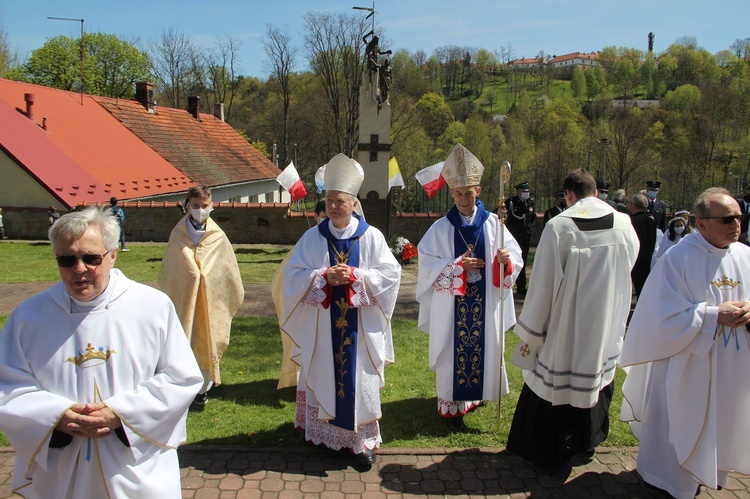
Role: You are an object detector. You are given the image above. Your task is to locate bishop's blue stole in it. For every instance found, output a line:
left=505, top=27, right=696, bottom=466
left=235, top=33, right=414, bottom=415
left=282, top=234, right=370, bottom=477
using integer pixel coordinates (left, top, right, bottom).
left=447, top=201, right=490, bottom=401
left=318, top=214, right=370, bottom=431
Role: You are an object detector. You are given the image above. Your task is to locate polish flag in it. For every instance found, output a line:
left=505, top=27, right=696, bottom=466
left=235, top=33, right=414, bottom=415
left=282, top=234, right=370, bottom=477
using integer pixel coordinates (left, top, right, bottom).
left=415, top=161, right=446, bottom=199
left=276, top=162, right=307, bottom=201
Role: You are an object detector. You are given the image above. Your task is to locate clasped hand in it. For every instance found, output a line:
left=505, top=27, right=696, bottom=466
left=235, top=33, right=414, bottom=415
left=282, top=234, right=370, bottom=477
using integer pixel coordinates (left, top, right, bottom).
left=461, top=248, right=510, bottom=272
left=717, top=301, right=750, bottom=328
left=56, top=402, right=122, bottom=439
left=327, top=263, right=352, bottom=287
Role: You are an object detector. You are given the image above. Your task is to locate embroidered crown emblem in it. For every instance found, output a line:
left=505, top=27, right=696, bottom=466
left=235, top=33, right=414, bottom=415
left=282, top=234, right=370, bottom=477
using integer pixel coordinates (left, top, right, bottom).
left=67, top=343, right=116, bottom=367
left=711, top=275, right=740, bottom=289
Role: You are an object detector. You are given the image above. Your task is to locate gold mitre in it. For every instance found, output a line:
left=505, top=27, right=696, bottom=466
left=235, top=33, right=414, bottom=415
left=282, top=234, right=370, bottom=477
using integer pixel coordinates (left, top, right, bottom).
left=324, top=153, right=364, bottom=196
left=441, top=144, right=484, bottom=188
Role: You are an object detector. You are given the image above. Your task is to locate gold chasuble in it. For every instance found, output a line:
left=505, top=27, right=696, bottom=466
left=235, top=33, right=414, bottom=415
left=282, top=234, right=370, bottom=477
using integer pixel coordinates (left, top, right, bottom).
left=158, top=215, right=244, bottom=385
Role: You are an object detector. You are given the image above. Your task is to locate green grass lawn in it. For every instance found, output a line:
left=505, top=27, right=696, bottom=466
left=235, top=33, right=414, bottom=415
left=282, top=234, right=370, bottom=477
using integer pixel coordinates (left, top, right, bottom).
left=0, top=314, right=637, bottom=449
left=0, top=241, right=289, bottom=283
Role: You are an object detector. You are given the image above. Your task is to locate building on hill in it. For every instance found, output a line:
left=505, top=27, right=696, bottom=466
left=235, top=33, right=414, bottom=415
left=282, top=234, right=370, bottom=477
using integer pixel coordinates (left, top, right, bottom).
left=508, top=52, right=599, bottom=79
left=548, top=52, right=599, bottom=78
left=507, top=56, right=548, bottom=72
left=0, top=79, right=281, bottom=216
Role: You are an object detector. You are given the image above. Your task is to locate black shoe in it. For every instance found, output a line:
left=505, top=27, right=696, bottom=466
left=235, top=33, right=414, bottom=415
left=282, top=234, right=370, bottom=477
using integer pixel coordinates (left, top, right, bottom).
left=353, top=448, right=376, bottom=466
left=448, top=415, right=467, bottom=432
left=190, top=392, right=208, bottom=411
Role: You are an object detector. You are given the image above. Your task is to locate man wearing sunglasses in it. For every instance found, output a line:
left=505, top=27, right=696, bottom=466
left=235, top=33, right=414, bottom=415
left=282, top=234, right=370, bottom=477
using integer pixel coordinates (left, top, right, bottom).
left=622, top=188, right=750, bottom=499
left=0, top=206, right=203, bottom=498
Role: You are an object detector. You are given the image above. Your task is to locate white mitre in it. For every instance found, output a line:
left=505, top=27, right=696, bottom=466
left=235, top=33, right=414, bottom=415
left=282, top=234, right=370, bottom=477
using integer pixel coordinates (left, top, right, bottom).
left=324, top=153, right=364, bottom=195
left=441, top=144, right=484, bottom=188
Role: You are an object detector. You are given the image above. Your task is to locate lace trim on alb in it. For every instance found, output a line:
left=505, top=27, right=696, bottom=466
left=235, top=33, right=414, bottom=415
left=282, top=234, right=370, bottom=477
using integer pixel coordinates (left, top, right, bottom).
left=432, top=260, right=465, bottom=295
left=437, top=396, right=482, bottom=417
left=350, top=269, right=375, bottom=307
left=295, top=391, right=381, bottom=452
left=301, top=270, right=328, bottom=307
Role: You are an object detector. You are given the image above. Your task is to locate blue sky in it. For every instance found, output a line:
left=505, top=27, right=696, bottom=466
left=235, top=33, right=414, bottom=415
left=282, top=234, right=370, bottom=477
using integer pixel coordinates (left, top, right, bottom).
left=2, top=0, right=747, bottom=78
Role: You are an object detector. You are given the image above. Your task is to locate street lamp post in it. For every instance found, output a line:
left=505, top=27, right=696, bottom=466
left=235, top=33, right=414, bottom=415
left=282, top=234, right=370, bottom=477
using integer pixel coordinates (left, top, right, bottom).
left=597, top=138, right=609, bottom=183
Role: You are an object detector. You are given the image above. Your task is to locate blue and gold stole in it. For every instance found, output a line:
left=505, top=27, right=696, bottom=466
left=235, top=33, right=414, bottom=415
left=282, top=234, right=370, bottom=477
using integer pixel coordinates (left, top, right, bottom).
left=318, top=214, right=370, bottom=430
left=446, top=201, right=490, bottom=401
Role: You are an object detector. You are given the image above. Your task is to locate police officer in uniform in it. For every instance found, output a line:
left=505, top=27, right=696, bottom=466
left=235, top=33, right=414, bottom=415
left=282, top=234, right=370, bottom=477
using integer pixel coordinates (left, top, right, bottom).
left=543, top=190, right=566, bottom=225
left=645, top=180, right=667, bottom=233
left=597, top=181, right=617, bottom=210
left=505, top=181, right=535, bottom=295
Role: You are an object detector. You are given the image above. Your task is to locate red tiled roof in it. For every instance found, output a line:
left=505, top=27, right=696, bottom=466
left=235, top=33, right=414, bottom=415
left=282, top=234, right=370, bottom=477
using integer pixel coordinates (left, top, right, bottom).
left=549, top=52, right=599, bottom=64
left=509, top=57, right=543, bottom=65
left=0, top=79, right=193, bottom=207
left=93, top=97, right=279, bottom=186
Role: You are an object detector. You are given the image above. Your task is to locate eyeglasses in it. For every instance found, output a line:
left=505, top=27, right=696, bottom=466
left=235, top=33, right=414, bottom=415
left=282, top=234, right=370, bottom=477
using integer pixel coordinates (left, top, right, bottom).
left=56, top=251, right=110, bottom=268
left=700, top=214, right=742, bottom=224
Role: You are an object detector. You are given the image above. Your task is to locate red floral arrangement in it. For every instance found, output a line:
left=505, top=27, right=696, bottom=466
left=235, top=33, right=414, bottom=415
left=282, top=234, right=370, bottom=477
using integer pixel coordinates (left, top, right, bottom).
left=393, top=237, right=418, bottom=264
left=401, top=242, right=418, bottom=263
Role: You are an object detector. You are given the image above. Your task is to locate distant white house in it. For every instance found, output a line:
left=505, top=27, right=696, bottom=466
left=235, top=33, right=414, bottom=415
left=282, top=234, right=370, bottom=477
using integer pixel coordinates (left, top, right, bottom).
left=508, top=52, right=599, bottom=79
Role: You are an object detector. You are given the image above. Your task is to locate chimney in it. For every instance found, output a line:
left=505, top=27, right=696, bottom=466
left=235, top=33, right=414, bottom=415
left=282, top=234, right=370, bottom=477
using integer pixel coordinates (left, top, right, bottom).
left=188, top=96, right=200, bottom=120
left=24, top=93, right=35, bottom=121
left=214, top=102, right=224, bottom=122
left=135, top=82, right=155, bottom=113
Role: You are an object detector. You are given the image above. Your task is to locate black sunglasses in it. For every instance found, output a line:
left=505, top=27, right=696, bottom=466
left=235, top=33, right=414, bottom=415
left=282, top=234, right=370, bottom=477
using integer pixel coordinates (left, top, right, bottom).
left=700, top=215, right=742, bottom=224
left=56, top=251, right=110, bottom=268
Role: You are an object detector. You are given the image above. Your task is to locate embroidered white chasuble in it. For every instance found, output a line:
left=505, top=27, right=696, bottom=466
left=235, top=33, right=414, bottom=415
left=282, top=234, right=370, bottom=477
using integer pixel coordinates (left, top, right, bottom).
left=280, top=217, right=400, bottom=452
left=0, top=269, right=203, bottom=498
left=416, top=208, right=522, bottom=413
left=621, top=231, right=750, bottom=499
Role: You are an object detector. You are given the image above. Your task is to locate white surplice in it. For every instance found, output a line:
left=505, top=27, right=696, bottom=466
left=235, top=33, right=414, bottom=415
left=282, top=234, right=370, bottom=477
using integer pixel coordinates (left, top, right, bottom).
left=280, top=217, right=401, bottom=452
left=621, top=230, right=750, bottom=499
left=514, top=197, right=639, bottom=408
left=416, top=210, right=522, bottom=413
left=0, top=269, right=203, bottom=498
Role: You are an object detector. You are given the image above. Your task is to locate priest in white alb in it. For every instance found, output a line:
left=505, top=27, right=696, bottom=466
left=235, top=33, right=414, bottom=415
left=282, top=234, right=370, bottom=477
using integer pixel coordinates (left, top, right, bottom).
left=280, top=153, right=401, bottom=467
left=416, top=144, right=522, bottom=432
left=0, top=207, right=203, bottom=498
left=506, top=168, right=639, bottom=469
left=621, top=188, right=750, bottom=499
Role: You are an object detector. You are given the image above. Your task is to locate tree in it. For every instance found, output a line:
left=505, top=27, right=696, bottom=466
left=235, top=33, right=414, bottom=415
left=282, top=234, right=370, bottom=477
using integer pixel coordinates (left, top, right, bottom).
left=414, top=92, right=454, bottom=140
left=84, top=33, right=151, bottom=98
left=148, top=28, right=198, bottom=109
left=730, top=38, right=750, bottom=60
left=198, top=36, right=242, bottom=123
left=570, top=66, right=586, bottom=100
left=18, top=33, right=150, bottom=98
left=264, top=24, right=297, bottom=166
left=0, top=10, right=13, bottom=77
left=302, top=11, right=369, bottom=156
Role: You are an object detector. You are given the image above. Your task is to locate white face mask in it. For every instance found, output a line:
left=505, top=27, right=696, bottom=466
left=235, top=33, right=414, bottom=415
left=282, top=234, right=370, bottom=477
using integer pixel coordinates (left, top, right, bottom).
left=520, top=192, right=530, bottom=201
left=190, top=207, right=213, bottom=224
left=598, top=193, right=608, bottom=201
left=674, top=226, right=685, bottom=235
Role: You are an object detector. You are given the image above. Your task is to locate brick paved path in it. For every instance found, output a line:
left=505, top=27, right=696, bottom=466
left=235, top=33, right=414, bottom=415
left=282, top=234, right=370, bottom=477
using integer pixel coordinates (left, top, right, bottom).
left=2, top=446, right=748, bottom=498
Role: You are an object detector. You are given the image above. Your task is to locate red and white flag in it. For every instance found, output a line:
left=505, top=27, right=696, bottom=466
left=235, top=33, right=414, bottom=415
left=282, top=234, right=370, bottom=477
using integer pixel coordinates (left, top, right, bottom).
left=276, top=162, right=307, bottom=201
left=415, top=161, right=446, bottom=199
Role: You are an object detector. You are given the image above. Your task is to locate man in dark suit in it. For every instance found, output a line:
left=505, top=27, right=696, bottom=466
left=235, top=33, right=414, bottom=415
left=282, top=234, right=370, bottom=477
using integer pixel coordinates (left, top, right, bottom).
left=630, top=193, right=657, bottom=298
left=505, top=181, right=536, bottom=295
left=543, top=190, right=566, bottom=225
left=645, top=180, right=667, bottom=233
left=737, top=185, right=750, bottom=245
